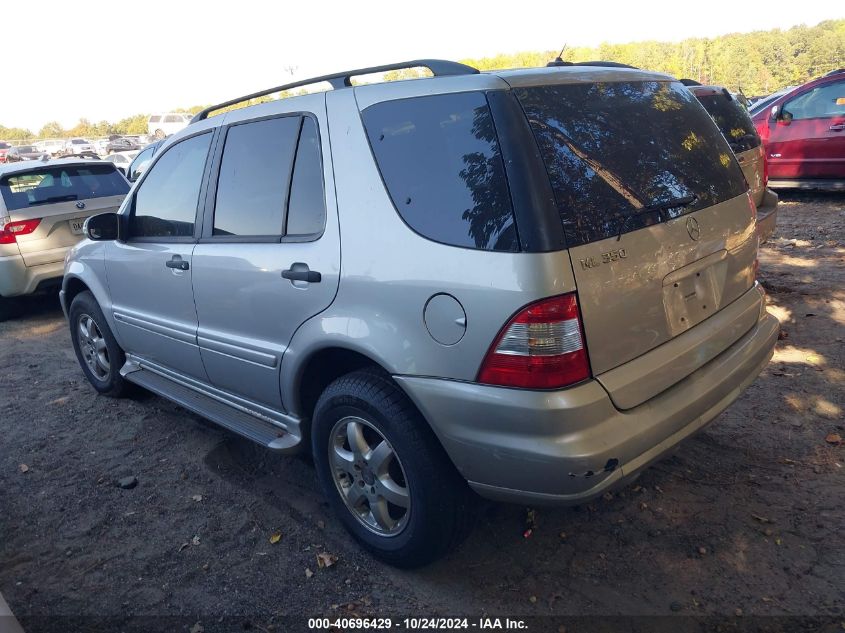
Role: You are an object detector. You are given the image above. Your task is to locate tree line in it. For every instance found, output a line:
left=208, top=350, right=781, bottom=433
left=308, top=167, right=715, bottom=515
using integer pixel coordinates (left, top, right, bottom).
left=2, top=19, right=842, bottom=141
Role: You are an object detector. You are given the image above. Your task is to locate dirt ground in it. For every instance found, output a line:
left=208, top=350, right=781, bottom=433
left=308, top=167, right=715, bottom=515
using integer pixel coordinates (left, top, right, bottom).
left=1, top=193, right=843, bottom=632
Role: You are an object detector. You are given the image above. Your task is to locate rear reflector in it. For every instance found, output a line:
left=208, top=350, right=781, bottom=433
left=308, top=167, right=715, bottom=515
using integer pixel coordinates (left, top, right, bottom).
left=0, top=218, right=41, bottom=244
left=477, top=293, right=591, bottom=389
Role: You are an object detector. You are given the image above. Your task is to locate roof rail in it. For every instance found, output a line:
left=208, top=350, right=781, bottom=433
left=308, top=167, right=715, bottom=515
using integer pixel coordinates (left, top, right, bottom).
left=191, top=59, right=479, bottom=122
left=824, top=68, right=844, bottom=76
left=679, top=78, right=702, bottom=86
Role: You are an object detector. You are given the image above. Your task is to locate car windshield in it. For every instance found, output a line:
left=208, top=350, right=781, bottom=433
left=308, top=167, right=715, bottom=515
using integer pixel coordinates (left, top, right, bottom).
left=517, top=80, right=747, bottom=246
left=0, top=143, right=10, bottom=149
left=17, top=146, right=35, bottom=153
left=748, top=89, right=791, bottom=115
left=0, top=164, right=129, bottom=211
left=71, top=139, right=88, bottom=144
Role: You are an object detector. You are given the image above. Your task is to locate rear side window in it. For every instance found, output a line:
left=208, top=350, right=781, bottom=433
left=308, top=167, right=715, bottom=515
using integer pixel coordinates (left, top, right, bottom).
left=130, top=133, right=212, bottom=239
left=362, top=92, right=517, bottom=251
left=695, top=92, right=761, bottom=153
left=517, top=81, right=748, bottom=247
left=1, top=164, right=129, bottom=211
left=213, top=116, right=301, bottom=236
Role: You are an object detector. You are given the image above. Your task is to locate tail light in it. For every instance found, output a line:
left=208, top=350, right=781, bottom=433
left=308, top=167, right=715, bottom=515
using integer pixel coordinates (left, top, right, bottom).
left=0, top=218, right=41, bottom=244
left=747, top=190, right=757, bottom=221
left=477, top=293, right=591, bottom=389
left=760, top=145, right=769, bottom=188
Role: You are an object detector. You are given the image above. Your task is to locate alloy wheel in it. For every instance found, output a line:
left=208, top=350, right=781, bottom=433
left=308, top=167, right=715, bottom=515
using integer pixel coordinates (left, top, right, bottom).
left=77, top=313, right=110, bottom=380
left=329, top=416, right=411, bottom=536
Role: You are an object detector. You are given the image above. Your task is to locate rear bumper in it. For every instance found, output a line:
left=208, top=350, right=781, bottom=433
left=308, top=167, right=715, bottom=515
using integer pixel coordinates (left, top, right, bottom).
left=0, top=253, right=65, bottom=298
left=396, top=309, right=779, bottom=506
left=756, top=188, right=778, bottom=244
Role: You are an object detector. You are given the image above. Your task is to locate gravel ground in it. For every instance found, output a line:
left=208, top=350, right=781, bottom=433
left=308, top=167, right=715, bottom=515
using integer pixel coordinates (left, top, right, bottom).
left=1, top=192, right=843, bottom=632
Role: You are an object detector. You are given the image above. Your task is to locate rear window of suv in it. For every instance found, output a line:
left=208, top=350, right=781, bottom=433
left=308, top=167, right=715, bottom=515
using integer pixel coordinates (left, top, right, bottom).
left=362, top=92, right=517, bottom=252
left=0, top=164, right=129, bottom=211
left=695, top=91, right=761, bottom=154
left=516, top=81, right=748, bottom=247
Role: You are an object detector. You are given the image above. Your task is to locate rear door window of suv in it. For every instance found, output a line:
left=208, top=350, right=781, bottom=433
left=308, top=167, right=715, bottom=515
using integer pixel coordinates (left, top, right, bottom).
left=362, top=91, right=517, bottom=252
left=213, top=115, right=301, bottom=237
left=695, top=92, right=761, bottom=153
left=0, top=164, right=129, bottom=211
left=130, top=132, right=212, bottom=239
left=516, top=81, right=747, bottom=247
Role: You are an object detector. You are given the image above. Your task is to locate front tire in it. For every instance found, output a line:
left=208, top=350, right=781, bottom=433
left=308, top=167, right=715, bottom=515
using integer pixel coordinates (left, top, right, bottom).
left=312, top=369, right=474, bottom=567
left=69, top=291, right=128, bottom=397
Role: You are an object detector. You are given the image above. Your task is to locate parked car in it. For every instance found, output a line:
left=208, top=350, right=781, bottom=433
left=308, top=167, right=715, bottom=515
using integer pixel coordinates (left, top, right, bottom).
left=750, top=69, right=845, bottom=189
left=0, top=159, right=129, bottom=319
left=0, top=142, right=10, bottom=164
left=103, top=150, right=139, bottom=176
left=106, top=137, right=141, bottom=154
left=147, top=113, right=192, bottom=140
left=63, top=59, right=778, bottom=566
left=125, top=140, right=164, bottom=182
left=5, top=146, right=46, bottom=163
left=684, top=81, right=778, bottom=242
left=35, top=139, right=66, bottom=157
left=62, top=138, right=97, bottom=157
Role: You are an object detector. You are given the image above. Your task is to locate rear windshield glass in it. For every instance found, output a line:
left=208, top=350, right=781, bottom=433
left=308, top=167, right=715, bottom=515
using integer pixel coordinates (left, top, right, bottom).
left=517, top=81, right=748, bottom=247
left=0, top=164, right=129, bottom=211
left=695, top=92, right=761, bottom=153
left=362, top=91, right=517, bottom=252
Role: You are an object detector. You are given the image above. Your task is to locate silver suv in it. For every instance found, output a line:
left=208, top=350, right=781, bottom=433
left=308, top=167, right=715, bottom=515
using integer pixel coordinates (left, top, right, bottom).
left=62, top=59, right=779, bottom=566
left=1, top=158, right=129, bottom=319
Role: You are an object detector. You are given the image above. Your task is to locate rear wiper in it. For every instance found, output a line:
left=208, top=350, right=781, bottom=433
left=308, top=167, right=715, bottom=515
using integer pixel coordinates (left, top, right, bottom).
left=616, top=195, right=698, bottom=241
left=29, top=194, right=78, bottom=206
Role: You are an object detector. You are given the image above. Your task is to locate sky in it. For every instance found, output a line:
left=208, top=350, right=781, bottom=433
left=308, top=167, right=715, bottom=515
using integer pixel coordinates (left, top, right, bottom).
left=2, top=0, right=842, bottom=132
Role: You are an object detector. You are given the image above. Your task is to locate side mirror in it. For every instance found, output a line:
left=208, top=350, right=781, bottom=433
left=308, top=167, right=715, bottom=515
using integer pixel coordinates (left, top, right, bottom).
left=84, top=212, right=120, bottom=241
left=769, top=104, right=780, bottom=119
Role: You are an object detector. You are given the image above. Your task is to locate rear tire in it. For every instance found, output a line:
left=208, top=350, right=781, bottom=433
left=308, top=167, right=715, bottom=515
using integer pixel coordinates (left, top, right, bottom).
left=311, top=369, right=474, bottom=567
left=69, top=291, right=128, bottom=397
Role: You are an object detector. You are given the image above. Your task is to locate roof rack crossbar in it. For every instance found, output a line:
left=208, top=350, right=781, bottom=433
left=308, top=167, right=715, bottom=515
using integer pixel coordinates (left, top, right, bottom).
left=191, top=59, right=479, bottom=122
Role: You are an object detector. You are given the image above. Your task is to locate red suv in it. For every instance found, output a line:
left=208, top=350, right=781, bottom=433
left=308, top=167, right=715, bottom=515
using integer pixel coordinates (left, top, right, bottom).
left=0, top=142, right=10, bottom=164
left=750, top=69, right=845, bottom=189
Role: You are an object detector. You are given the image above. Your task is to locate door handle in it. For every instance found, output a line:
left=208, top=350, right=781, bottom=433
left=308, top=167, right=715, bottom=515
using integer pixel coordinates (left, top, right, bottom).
left=282, top=264, right=321, bottom=283
left=830, top=123, right=845, bottom=131
left=165, top=255, right=189, bottom=271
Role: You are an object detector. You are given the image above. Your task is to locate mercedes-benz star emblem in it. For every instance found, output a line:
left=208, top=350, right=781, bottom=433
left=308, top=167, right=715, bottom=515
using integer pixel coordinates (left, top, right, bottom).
left=75, top=201, right=86, bottom=210
left=686, top=216, right=701, bottom=241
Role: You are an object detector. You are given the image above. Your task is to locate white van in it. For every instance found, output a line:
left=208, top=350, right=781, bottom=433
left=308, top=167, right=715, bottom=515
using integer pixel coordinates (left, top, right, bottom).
left=147, top=113, right=192, bottom=140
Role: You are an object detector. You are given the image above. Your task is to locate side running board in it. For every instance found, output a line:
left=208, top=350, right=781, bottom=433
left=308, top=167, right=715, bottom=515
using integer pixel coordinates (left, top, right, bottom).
left=123, top=366, right=300, bottom=452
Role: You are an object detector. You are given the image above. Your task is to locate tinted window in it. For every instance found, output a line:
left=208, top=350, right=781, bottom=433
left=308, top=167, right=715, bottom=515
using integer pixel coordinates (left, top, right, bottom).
left=130, top=133, right=211, bottom=238
left=517, top=81, right=747, bottom=247
left=287, top=117, right=326, bottom=236
left=128, top=145, right=155, bottom=181
left=362, top=92, right=516, bottom=251
left=164, top=115, right=183, bottom=123
left=695, top=92, right=761, bottom=153
left=0, top=164, right=129, bottom=211
left=783, top=81, right=845, bottom=120
left=149, top=116, right=161, bottom=123
left=213, top=116, right=300, bottom=237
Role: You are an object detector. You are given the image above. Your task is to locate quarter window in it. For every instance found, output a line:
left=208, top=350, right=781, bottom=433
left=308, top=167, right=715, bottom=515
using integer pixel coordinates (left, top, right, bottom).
left=362, top=92, right=517, bottom=252
left=130, top=133, right=212, bottom=239
left=213, top=116, right=301, bottom=237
